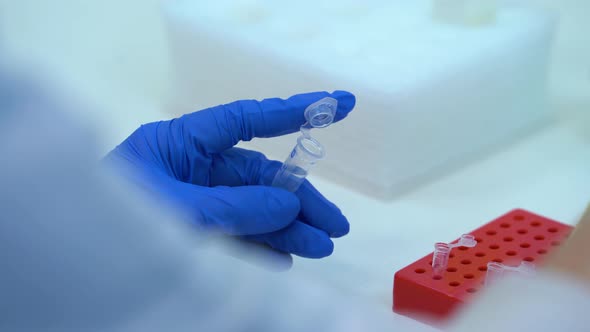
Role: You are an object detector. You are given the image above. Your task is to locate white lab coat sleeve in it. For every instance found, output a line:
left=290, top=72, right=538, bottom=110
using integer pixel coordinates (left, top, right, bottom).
left=448, top=271, right=590, bottom=331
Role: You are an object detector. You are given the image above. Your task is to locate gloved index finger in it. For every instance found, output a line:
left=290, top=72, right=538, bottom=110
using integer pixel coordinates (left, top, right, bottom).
left=183, top=90, right=356, bottom=154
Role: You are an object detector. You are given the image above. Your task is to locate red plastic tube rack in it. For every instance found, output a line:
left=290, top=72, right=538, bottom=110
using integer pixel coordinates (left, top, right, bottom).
left=393, top=209, right=573, bottom=326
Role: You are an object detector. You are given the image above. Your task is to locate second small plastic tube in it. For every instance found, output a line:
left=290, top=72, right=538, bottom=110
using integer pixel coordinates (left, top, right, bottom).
left=432, top=234, right=477, bottom=276
left=432, top=243, right=452, bottom=276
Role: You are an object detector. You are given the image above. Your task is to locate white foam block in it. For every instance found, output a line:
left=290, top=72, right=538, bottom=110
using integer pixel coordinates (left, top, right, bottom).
left=163, top=0, right=556, bottom=199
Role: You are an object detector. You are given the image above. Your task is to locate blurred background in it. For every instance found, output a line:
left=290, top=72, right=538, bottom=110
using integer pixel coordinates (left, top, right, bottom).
left=0, top=0, right=588, bottom=149
left=0, top=0, right=588, bottom=322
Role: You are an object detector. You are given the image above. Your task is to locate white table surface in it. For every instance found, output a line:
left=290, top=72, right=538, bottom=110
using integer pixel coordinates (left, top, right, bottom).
left=71, top=62, right=590, bottom=328
left=2, top=1, right=588, bottom=328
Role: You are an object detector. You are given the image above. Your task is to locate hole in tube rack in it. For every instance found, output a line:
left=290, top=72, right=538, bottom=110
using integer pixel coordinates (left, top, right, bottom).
left=524, top=257, right=535, bottom=262
left=461, top=259, right=472, bottom=265
left=534, top=235, right=545, bottom=241
left=500, top=223, right=510, bottom=228
left=506, top=250, right=517, bottom=256
left=466, top=288, right=478, bottom=293
left=514, top=215, right=525, bottom=221
left=475, top=237, right=483, bottom=243
left=489, top=244, right=500, bottom=250
left=475, top=252, right=486, bottom=257
left=458, top=247, right=468, bottom=251
left=449, top=281, right=460, bottom=287
left=520, top=243, right=530, bottom=248
left=492, top=258, right=503, bottom=263
left=429, top=260, right=432, bottom=265
left=503, top=236, right=513, bottom=242
left=463, top=274, right=474, bottom=279
left=486, top=230, right=497, bottom=236
left=433, top=275, right=443, bottom=280
left=478, top=266, right=487, bottom=271
left=415, top=268, right=426, bottom=274
left=548, top=227, right=558, bottom=233
left=447, top=267, right=457, bottom=272
left=531, top=221, right=541, bottom=227
left=517, top=229, right=528, bottom=234
left=538, top=249, right=547, bottom=255
left=450, top=253, right=455, bottom=258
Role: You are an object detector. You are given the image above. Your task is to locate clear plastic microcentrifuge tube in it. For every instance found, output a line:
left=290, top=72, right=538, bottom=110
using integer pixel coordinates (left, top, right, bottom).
left=271, top=97, right=338, bottom=192
left=432, top=234, right=477, bottom=276
left=485, top=261, right=535, bottom=287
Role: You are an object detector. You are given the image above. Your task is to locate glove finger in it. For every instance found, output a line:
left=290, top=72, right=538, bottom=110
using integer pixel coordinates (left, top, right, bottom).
left=208, top=148, right=273, bottom=187
left=244, top=221, right=334, bottom=259
left=193, top=185, right=300, bottom=236
left=209, top=148, right=349, bottom=238
left=296, top=181, right=350, bottom=238
left=181, top=90, right=356, bottom=154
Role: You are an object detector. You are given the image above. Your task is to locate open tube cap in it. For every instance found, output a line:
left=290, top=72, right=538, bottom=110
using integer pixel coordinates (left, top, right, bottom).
left=304, top=97, right=338, bottom=128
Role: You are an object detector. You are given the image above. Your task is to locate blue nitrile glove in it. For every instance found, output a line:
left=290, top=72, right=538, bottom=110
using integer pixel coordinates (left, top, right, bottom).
left=105, top=91, right=356, bottom=260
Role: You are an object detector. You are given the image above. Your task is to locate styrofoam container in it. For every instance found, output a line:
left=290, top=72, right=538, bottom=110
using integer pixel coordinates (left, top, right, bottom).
left=162, top=0, right=556, bottom=199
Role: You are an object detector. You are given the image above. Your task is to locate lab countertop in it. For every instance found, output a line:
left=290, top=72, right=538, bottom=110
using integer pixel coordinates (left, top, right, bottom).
left=84, top=84, right=590, bottom=326
left=293, top=111, right=590, bottom=317
left=40, top=35, right=588, bottom=326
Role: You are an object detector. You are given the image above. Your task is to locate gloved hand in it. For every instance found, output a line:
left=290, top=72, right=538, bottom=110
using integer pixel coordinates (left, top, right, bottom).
left=105, top=91, right=356, bottom=261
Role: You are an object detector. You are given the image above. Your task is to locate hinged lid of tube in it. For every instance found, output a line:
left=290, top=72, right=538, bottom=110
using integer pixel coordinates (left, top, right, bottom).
left=304, top=97, right=337, bottom=128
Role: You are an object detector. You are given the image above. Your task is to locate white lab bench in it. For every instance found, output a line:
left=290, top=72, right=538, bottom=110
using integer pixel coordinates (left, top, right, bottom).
left=94, top=98, right=589, bottom=329
left=81, top=77, right=589, bottom=329
left=1, top=0, right=588, bottom=328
